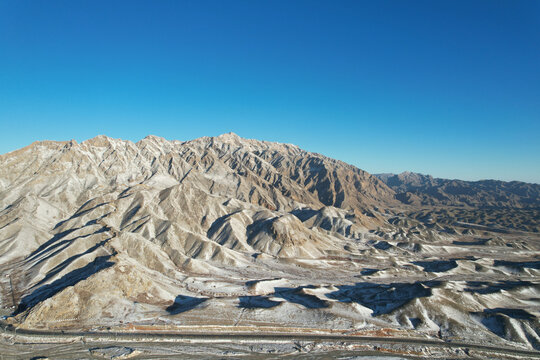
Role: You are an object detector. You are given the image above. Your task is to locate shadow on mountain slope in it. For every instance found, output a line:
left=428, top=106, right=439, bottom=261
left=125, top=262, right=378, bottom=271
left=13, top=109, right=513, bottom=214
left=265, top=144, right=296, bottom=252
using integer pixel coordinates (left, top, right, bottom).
left=464, top=280, right=536, bottom=294
left=290, top=208, right=318, bottom=222
left=413, top=260, right=458, bottom=273
left=238, top=295, right=282, bottom=309
left=471, top=308, right=539, bottom=350
left=273, top=286, right=330, bottom=309
left=166, top=295, right=208, bottom=314
left=493, top=260, right=540, bottom=270
left=326, top=281, right=438, bottom=316
left=453, top=239, right=489, bottom=246
left=14, top=255, right=115, bottom=315
left=33, top=238, right=112, bottom=288
left=27, top=225, right=109, bottom=267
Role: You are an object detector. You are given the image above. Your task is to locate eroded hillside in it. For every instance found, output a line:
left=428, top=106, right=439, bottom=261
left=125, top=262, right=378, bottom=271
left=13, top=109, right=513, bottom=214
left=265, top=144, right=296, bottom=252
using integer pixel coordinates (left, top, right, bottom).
left=0, top=134, right=538, bottom=353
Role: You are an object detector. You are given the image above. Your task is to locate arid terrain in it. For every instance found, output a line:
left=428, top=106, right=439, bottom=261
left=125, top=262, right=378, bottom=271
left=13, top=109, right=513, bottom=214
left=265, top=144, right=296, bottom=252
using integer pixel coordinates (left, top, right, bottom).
left=0, top=133, right=539, bottom=359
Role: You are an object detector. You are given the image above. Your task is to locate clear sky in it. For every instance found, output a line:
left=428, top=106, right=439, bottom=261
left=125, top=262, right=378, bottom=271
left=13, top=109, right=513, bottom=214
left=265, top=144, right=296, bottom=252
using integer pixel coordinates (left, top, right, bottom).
left=1, top=1, right=539, bottom=183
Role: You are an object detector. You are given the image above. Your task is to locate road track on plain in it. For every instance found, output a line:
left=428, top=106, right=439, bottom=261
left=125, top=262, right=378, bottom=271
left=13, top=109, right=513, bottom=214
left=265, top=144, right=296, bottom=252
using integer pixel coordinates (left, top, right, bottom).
left=1, top=321, right=539, bottom=358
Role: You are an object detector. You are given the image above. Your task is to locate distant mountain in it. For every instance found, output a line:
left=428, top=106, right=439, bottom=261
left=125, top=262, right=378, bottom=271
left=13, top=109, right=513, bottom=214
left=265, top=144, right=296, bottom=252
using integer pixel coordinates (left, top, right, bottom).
left=375, top=171, right=540, bottom=208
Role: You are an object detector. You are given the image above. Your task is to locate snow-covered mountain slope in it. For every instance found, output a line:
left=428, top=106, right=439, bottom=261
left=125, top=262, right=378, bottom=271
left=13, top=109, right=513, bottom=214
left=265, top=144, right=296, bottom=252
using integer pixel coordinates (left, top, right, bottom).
left=0, top=134, right=538, bottom=352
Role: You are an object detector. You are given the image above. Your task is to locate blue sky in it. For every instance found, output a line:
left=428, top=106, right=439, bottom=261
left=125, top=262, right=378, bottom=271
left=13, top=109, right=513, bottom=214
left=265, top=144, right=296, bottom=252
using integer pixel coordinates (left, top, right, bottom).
left=1, top=1, right=539, bottom=183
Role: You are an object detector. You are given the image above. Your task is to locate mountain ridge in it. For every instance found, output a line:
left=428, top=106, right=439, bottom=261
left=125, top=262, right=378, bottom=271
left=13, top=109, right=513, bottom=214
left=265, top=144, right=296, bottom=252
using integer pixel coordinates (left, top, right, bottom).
left=376, top=171, right=540, bottom=208
left=0, top=133, right=395, bottom=265
left=0, top=133, right=539, bottom=352
left=4, top=134, right=536, bottom=185
left=376, top=170, right=540, bottom=187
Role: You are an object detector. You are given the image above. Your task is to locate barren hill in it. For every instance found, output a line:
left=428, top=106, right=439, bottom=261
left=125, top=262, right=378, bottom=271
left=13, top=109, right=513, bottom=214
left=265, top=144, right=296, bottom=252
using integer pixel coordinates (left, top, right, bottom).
left=0, top=134, right=539, bottom=353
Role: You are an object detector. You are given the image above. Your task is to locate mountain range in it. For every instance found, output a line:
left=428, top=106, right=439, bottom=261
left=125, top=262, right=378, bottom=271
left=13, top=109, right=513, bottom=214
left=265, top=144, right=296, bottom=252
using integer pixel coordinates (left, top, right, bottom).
left=376, top=171, right=540, bottom=208
left=0, top=133, right=538, bottom=354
